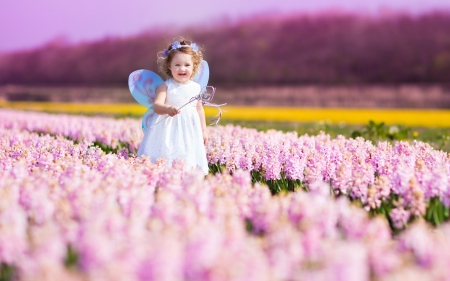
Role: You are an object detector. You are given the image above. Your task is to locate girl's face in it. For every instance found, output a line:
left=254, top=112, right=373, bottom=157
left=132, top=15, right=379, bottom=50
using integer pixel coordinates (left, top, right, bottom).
left=169, top=52, right=194, bottom=84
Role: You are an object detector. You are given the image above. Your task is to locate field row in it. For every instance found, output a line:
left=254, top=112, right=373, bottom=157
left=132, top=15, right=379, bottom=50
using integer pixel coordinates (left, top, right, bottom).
left=2, top=101, right=450, bottom=127
left=1, top=109, right=449, bottom=229
left=1, top=125, right=450, bottom=280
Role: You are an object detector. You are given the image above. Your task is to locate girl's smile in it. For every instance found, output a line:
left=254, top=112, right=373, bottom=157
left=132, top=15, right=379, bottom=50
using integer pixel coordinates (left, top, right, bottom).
left=169, top=52, right=194, bottom=84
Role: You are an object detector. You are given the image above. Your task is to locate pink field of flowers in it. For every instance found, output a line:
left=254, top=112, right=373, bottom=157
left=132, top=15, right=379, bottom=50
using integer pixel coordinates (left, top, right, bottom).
left=1, top=109, right=450, bottom=280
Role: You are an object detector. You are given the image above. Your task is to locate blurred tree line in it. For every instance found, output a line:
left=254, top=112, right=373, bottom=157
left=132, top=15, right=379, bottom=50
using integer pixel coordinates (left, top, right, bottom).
left=1, top=11, right=449, bottom=87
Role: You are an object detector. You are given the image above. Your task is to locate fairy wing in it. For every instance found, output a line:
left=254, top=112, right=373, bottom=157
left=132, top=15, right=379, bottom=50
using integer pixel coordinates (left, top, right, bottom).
left=192, top=60, right=209, bottom=88
left=141, top=107, right=154, bottom=131
left=128, top=69, right=164, bottom=107
left=128, top=70, right=164, bottom=131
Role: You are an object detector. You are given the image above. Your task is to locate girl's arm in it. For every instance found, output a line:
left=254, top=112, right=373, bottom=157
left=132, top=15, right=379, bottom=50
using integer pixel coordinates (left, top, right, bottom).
left=196, top=100, right=208, bottom=145
left=153, top=84, right=179, bottom=116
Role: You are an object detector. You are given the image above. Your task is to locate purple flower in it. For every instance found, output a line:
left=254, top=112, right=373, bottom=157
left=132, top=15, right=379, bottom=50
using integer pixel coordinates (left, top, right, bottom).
left=171, top=41, right=182, bottom=50
left=390, top=207, right=410, bottom=229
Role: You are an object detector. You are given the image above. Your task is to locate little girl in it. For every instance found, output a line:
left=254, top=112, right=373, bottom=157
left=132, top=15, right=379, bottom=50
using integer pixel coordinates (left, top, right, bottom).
left=137, top=38, right=209, bottom=175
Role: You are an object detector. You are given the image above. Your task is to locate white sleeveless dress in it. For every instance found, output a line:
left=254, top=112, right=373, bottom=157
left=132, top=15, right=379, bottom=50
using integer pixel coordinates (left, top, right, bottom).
left=137, top=79, right=209, bottom=175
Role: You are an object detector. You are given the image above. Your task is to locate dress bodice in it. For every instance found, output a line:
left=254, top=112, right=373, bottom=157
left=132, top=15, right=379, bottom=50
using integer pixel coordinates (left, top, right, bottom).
left=165, top=79, right=201, bottom=108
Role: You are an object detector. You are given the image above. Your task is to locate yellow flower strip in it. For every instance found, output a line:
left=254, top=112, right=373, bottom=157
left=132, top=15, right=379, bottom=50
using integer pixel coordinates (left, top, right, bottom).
left=1, top=101, right=449, bottom=128
left=0, top=102, right=142, bottom=116
left=211, top=106, right=450, bottom=128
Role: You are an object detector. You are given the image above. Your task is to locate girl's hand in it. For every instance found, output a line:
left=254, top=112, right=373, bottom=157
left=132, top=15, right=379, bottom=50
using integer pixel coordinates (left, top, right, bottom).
left=202, top=130, right=209, bottom=145
left=167, top=106, right=180, bottom=117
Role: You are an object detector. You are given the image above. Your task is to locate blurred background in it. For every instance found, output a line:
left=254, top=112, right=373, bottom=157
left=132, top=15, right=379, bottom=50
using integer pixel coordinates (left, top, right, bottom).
left=1, top=0, right=450, bottom=108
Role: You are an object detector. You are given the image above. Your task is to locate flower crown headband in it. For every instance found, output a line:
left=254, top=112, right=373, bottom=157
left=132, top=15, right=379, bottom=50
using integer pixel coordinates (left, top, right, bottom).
left=162, top=41, right=199, bottom=58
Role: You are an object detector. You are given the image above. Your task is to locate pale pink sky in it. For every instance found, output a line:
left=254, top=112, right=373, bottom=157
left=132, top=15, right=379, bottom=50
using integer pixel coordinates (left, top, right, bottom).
left=1, top=0, right=449, bottom=52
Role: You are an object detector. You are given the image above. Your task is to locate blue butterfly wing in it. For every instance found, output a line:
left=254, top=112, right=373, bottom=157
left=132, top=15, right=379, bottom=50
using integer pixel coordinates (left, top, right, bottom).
left=192, top=60, right=209, bottom=88
left=128, top=70, right=164, bottom=107
left=128, top=69, right=164, bottom=132
left=141, top=106, right=154, bottom=132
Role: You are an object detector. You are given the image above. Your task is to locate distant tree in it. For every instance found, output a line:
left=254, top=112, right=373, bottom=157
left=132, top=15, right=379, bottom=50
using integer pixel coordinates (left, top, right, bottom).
left=0, top=12, right=449, bottom=86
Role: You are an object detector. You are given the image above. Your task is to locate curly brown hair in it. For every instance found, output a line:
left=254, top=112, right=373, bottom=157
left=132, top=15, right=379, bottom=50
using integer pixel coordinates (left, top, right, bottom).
left=157, top=37, right=203, bottom=79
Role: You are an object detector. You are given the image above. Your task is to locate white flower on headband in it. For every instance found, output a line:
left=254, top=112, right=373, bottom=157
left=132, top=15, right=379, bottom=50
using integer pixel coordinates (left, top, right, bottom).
left=163, top=41, right=199, bottom=57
